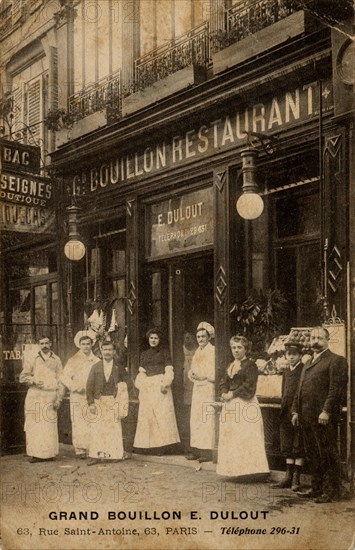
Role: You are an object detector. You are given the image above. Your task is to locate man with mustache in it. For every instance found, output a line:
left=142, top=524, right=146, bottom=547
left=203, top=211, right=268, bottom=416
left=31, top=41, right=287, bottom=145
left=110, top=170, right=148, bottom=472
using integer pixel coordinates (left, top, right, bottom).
left=20, top=336, right=63, bottom=463
left=291, top=327, right=348, bottom=503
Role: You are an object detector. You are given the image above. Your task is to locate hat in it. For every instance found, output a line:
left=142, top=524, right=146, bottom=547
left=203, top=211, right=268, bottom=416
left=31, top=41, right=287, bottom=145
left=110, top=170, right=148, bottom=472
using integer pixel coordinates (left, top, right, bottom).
left=74, top=329, right=97, bottom=349
left=197, top=322, right=215, bottom=339
left=284, top=340, right=303, bottom=353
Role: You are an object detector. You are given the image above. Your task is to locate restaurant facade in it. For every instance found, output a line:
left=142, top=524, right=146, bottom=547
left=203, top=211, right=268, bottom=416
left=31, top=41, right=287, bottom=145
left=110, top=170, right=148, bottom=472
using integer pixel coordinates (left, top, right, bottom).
left=1, top=1, right=354, bottom=473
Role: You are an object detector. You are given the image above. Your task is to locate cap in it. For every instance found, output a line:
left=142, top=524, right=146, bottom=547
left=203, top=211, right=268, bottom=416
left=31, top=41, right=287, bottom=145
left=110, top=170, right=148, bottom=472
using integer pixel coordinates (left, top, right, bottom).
left=284, top=340, right=303, bottom=353
left=197, top=322, right=215, bottom=339
left=74, top=329, right=97, bottom=349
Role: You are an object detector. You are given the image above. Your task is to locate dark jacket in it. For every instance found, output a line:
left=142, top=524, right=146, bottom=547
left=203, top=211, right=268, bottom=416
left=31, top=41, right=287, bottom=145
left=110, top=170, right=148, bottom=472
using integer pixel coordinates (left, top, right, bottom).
left=292, top=349, right=348, bottom=421
left=219, top=358, right=258, bottom=400
left=280, top=362, right=303, bottom=418
left=86, top=360, right=127, bottom=405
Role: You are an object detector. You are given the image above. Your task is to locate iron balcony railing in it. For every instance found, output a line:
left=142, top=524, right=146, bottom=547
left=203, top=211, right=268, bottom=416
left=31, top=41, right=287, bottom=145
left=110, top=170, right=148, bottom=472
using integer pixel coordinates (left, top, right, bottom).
left=134, top=22, right=210, bottom=92
left=211, top=0, right=296, bottom=53
left=69, top=69, right=121, bottom=122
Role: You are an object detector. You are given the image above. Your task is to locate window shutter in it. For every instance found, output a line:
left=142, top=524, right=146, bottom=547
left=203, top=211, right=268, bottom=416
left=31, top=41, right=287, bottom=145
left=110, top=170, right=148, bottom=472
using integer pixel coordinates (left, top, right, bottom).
left=48, top=46, right=58, bottom=110
left=12, top=85, right=24, bottom=139
left=25, top=75, right=43, bottom=146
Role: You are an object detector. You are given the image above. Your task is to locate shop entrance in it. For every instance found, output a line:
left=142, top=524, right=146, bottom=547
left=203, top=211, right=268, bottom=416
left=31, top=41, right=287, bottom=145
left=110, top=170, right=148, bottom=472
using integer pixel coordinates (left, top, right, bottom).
left=144, top=252, right=214, bottom=451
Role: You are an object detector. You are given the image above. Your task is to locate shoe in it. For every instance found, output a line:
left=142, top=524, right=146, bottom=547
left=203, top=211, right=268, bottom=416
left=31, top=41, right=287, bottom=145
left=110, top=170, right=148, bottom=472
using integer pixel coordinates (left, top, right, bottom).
left=272, top=464, right=293, bottom=488
left=185, top=454, right=199, bottom=461
left=296, top=489, right=321, bottom=498
left=87, top=459, right=102, bottom=466
left=198, top=457, right=211, bottom=463
left=77, top=454, right=87, bottom=460
left=314, top=494, right=333, bottom=503
left=291, top=466, right=302, bottom=491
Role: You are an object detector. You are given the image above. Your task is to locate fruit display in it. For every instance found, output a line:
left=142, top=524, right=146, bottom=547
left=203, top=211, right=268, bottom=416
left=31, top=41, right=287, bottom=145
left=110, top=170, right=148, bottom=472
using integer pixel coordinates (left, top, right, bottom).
left=288, top=327, right=312, bottom=352
left=267, top=327, right=313, bottom=356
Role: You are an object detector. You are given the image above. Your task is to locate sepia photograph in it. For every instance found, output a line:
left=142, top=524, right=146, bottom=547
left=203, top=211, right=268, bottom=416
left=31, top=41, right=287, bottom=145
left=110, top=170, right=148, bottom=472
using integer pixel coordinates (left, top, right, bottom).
left=0, top=0, right=354, bottom=549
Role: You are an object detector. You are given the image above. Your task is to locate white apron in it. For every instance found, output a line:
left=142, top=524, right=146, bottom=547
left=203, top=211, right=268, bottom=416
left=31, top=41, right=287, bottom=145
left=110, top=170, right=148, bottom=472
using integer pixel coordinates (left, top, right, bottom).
left=216, top=395, right=269, bottom=477
left=189, top=343, right=215, bottom=449
left=88, top=396, right=124, bottom=460
left=69, top=393, right=91, bottom=454
left=134, top=374, right=180, bottom=448
left=24, top=387, right=59, bottom=459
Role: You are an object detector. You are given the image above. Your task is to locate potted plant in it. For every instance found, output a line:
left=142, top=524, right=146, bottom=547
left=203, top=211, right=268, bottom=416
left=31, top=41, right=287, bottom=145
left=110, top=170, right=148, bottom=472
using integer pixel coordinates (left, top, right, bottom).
left=230, top=288, right=288, bottom=358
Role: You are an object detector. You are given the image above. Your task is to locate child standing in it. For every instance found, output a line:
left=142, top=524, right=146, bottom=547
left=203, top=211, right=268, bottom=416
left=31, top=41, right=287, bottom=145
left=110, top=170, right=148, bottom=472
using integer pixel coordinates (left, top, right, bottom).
left=273, top=340, right=304, bottom=490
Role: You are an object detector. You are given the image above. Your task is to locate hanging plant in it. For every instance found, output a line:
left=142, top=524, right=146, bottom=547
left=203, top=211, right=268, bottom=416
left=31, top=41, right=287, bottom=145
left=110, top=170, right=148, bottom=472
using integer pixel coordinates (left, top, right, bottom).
left=44, top=108, right=81, bottom=131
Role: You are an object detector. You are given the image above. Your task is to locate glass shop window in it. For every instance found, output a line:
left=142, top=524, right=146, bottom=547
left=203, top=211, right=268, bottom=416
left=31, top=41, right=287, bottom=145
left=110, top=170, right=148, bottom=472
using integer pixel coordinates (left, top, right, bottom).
left=273, top=182, right=321, bottom=327
left=83, top=221, right=127, bottom=347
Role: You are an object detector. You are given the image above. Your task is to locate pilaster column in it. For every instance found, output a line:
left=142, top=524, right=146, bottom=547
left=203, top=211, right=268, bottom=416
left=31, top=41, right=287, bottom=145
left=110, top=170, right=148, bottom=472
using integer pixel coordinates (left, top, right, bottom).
left=126, top=196, right=141, bottom=377
left=213, top=166, right=232, bottom=386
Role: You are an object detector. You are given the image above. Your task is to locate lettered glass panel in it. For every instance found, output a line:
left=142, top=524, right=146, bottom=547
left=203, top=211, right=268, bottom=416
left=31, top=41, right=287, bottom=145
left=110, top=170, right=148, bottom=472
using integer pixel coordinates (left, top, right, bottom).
left=34, top=285, right=47, bottom=325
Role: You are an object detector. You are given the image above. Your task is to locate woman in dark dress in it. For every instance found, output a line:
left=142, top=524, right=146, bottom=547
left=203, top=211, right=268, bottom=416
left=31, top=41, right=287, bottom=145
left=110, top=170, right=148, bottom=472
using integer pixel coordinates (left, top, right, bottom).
left=133, top=328, right=180, bottom=452
left=216, top=335, right=269, bottom=477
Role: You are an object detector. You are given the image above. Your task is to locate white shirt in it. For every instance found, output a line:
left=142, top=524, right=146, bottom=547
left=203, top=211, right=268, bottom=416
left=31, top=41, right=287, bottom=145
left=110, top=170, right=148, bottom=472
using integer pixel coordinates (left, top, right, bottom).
left=103, top=360, right=113, bottom=382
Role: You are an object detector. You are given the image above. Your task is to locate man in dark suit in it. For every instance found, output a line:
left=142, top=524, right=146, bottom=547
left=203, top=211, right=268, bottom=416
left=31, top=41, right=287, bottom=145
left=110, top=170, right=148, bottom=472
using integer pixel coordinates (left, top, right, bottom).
left=291, top=327, right=348, bottom=503
left=86, top=340, right=129, bottom=465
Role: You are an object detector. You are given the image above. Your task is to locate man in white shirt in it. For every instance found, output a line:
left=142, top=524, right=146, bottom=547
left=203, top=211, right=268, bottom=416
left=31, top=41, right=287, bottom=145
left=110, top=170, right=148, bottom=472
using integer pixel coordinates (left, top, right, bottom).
left=60, top=331, right=98, bottom=458
left=19, top=337, right=63, bottom=463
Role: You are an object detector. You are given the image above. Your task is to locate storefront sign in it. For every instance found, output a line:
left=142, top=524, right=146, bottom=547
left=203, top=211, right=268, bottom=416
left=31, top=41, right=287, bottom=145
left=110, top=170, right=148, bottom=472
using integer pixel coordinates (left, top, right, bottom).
left=0, top=171, right=53, bottom=207
left=2, top=349, right=22, bottom=360
left=148, top=187, right=213, bottom=258
left=0, top=202, right=55, bottom=233
left=0, top=140, right=54, bottom=233
left=0, top=138, right=41, bottom=174
left=72, top=79, right=333, bottom=193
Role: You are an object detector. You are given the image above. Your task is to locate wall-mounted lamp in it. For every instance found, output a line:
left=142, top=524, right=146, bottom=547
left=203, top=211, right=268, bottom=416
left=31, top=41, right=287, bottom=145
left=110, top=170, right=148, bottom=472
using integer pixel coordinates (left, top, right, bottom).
left=236, top=148, right=264, bottom=220
left=64, top=201, right=86, bottom=261
left=236, top=132, right=277, bottom=220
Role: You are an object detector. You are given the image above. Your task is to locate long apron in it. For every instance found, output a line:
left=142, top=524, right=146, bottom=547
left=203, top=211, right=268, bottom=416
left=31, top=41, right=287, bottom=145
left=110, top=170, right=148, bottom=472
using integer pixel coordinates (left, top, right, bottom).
left=24, top=387, right=59, bottom=459
left=216, top=395, right=269, bottom=477
left=88, top=396, right=124, bottom=460
left=69, top=392, right=91, bottom=454
left=190, top=381, right=215, bottom=449
left=134, top=374, right=180, bottom=448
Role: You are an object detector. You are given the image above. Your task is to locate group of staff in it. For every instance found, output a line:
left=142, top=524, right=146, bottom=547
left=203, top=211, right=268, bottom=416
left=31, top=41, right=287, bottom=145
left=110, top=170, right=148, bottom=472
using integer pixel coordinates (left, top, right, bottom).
left=19, top=324, right=348, bottom=503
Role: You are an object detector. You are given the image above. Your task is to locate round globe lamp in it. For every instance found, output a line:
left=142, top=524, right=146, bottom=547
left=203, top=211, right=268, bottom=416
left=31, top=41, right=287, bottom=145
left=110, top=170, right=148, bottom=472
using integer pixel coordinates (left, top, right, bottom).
left=236, top=147, right=264, bottom=220
left=64, top=239, right=86, bottom=261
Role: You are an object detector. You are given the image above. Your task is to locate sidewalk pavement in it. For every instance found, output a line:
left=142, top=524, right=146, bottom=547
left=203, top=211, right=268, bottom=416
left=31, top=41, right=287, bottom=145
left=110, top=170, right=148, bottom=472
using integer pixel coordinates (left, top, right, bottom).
left=0, top=443, right=302, bottom=484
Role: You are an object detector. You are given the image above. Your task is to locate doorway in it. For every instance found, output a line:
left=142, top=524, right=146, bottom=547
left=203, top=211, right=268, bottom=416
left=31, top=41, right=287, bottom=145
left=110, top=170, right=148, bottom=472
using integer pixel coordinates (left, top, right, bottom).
left=144, top=252, right=214, bottom=451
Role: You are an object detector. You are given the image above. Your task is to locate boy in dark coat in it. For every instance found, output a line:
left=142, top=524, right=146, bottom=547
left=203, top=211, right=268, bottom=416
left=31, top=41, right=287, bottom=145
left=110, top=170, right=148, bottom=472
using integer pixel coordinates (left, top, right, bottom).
left=273, top=340, right=304, bottom=490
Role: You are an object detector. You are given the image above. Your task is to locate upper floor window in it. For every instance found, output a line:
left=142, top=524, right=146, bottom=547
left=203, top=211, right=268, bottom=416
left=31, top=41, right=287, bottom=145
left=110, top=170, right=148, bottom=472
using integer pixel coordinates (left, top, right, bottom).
left=8, top=71, right=48, bottom=160
left=139, top=0, right=207, bottom=55
left=73, top=0, right=122, bottom=94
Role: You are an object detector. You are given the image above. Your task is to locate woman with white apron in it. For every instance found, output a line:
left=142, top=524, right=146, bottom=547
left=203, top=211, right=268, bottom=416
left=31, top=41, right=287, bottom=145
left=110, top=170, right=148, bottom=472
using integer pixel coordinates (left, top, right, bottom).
left=186, top=322, right=215, bottom=463
left=216, top=335, right=269, bottom=478
left=133, top=328, right=180, bottom=453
